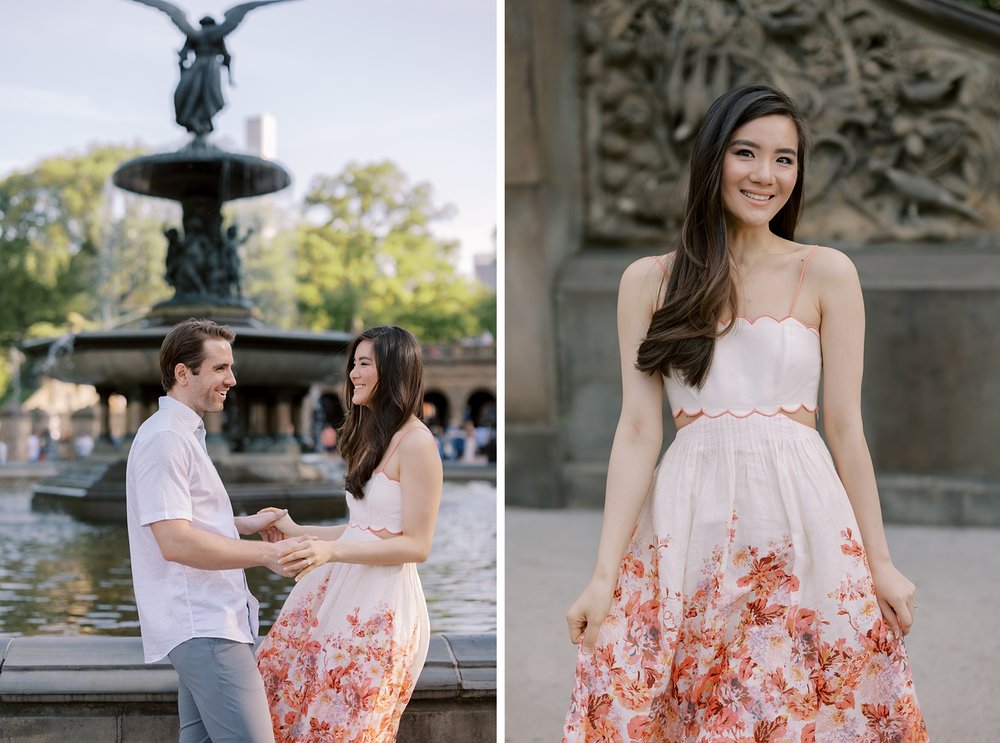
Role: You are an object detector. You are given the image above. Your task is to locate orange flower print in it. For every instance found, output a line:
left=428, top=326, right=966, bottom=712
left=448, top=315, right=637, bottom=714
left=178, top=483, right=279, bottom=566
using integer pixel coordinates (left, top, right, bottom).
left=753, top=715, right=789, bottom=742
left=258, top=587, right=422, bottom=743
left=841, top=528, right=866, bottom=559
left=737, top=552, right=800, bottom=596
left=564, top=526, right=928, bottom=743
left=743, top=598, right=786, bottom=626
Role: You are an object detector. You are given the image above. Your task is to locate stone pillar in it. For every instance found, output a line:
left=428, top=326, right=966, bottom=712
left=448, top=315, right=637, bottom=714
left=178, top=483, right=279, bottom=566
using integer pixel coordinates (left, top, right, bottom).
left=248, top=398, right=269, bottom=449
left=445, top=390, right=468, bottom=426
left=273, top=393, right=299, bottom=454
left=296, top=392, right=316, bottom=450
left=125, top=392, right=144, bottom=443
left=506, top=0, right=581, bottom=506
left=0, top=408, right=30, bottom=463
left=204, top=411, right=230, bottom=459
left=93, top=387, right=116, bottom=453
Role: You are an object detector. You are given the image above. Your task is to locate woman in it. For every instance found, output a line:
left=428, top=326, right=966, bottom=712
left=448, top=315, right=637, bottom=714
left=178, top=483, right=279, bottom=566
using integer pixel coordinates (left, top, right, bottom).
left=563, top=85, right=928, bottom=741
left=256, top=326, right=442, bottom=742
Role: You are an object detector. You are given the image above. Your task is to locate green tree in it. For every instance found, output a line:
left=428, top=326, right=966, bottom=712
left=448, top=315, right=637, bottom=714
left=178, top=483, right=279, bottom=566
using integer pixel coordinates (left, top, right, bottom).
left=294, top=160, right=494, bottom=342
left=227, top=198, right=299, bottom=328
left=0, top=145, right=169, bottom=401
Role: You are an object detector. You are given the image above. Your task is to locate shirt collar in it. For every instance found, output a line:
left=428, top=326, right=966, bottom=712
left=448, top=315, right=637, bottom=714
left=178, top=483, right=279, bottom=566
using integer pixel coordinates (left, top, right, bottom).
left=159, top=395, right=205, bottom=434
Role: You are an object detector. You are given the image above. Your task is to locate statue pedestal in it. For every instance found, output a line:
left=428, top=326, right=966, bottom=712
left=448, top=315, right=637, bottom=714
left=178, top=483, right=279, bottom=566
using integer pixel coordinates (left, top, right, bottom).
left=145, top=302, right=259, bottom=328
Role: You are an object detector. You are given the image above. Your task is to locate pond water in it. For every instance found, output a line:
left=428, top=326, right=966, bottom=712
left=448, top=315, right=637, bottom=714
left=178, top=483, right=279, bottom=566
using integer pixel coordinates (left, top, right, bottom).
left=0, top=480, right=495, bottom=636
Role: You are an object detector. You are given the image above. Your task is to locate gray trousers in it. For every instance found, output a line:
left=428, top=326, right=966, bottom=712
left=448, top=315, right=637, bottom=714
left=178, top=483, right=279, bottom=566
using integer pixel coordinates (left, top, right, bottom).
left=167, top=637, right=274, bottom=743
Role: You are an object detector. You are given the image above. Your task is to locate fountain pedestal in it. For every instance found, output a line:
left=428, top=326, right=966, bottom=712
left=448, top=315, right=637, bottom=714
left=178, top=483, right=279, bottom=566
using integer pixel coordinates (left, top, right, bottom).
left=22, top=142, right=352, bottom=522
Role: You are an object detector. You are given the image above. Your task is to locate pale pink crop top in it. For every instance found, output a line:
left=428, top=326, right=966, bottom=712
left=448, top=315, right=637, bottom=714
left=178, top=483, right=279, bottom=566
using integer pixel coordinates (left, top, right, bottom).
left=346, top=425, right=432, bottom=535
left=661, top=247, right=822, bottom=419
left=348, top=472, right=404, bottom=534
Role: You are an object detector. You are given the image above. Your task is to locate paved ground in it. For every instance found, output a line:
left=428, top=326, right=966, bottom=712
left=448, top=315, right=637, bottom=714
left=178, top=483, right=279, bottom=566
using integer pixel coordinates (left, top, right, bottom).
left=506, top=507, right=1000, bottom=742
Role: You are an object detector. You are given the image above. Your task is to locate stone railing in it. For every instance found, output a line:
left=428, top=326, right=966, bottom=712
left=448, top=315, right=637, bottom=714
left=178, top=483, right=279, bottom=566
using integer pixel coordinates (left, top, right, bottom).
left=0, top=633, right=495, bottom=742
left=422, top=344, right=496, bottom=362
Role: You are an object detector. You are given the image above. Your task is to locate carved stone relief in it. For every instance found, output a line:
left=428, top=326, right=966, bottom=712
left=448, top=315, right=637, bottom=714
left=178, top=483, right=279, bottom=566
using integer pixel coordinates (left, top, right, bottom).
left=575, top=0, right=1000, bottom=243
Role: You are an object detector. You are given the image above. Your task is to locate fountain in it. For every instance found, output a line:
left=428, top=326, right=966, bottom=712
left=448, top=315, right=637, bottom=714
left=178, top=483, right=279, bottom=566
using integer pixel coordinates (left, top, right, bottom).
left=22, top=0, right=351, bottom=521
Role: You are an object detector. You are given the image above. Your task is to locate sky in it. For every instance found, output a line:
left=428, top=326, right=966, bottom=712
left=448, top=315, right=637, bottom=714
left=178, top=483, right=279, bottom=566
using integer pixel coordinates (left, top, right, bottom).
left=0, top=0, right=497, bottom=274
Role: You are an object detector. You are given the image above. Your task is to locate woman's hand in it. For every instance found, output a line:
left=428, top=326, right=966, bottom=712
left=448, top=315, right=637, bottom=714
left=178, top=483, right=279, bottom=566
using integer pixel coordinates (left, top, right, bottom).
left=278, top=536, right=337, bottom=582
left=255, top=507, right=299, bottom=543
left=869, top=558, right=916, bottom=638
left=566, top=578, right=614, bottom=651
left=236, top=508, right=287, bottom=538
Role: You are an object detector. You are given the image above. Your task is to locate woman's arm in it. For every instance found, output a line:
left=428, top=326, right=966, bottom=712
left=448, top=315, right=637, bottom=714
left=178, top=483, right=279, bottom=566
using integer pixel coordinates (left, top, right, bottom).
left=254, top=508, right=348, bottom=542
left=234, top=509, right=287, bottom=536
left=150, top=519, right=304, bottom=576
left=279, top=431, right=443, bottom=580
left=566, top=256, right=667, bottom=649
left=815, top=247, right=916, bottom=637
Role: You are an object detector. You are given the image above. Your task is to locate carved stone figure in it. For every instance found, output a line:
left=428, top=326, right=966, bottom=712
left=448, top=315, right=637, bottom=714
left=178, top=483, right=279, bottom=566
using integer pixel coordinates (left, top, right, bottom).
left=131, top=0, right=299, bottom=138
left=214, top=224, right=252, bottom=298
left=164, top=223, right=210, bottom=296
left=573, top=0, right=1000, bottom=243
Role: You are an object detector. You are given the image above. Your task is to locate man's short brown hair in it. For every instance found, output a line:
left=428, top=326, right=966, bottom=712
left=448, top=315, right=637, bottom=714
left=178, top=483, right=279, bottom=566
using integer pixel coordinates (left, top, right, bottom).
left=160, top=318, right=236, bottom=392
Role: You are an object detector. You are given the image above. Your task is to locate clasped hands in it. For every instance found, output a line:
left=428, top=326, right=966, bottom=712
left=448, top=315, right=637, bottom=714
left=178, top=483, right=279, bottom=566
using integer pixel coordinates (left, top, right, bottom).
left=246, top=506, right=334, bottom=583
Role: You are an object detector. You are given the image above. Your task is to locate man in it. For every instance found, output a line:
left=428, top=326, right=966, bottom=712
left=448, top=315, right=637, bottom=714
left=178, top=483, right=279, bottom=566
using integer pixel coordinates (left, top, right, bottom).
left=126, top=318, right=302, bottom=743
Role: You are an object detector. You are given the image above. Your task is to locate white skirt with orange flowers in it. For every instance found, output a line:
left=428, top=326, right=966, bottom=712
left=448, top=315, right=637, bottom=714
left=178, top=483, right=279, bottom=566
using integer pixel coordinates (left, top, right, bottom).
left=257, top=525, right=429, bottom=743
left=563, top=413, right=928, bottom=742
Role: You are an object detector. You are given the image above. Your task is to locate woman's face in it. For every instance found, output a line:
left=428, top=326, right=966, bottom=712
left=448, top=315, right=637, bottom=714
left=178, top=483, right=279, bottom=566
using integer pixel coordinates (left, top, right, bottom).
left=349, top=339, right=378, bottom=407
left=720, top=114, right=799, bottom=230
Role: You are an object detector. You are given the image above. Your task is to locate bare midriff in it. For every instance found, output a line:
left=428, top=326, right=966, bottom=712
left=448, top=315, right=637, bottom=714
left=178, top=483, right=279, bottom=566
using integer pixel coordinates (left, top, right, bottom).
left=674, top=407, right=817, bottom=431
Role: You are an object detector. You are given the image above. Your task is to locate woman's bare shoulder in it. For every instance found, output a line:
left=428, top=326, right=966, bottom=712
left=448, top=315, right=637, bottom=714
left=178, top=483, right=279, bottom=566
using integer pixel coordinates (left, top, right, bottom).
left=804, top=245, right=859, bottom=286
left=622, top=251, right=675, bottom=289
left=397, top=424, right=439, bottom=458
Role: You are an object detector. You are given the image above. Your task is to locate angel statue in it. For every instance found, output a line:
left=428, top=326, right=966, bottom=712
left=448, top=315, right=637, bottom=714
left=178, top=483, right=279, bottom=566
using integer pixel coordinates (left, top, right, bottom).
left=130, top=0, right=299, bottom=138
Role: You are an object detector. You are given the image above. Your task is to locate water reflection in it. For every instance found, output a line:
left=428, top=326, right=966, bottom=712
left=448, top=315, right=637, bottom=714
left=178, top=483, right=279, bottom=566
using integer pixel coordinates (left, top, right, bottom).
left=0, top=481, right=495, bottom=636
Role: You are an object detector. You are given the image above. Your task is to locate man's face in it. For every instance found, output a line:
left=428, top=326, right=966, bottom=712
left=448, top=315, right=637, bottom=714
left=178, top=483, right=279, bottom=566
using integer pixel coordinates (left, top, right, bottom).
left=175, top=338, right=236, bottom=416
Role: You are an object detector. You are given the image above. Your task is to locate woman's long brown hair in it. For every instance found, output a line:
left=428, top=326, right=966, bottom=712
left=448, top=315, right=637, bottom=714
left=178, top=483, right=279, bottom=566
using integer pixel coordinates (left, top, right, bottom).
left=636, top=84, right=811, bottom=387
left=338, top=326, right=424, bottom=498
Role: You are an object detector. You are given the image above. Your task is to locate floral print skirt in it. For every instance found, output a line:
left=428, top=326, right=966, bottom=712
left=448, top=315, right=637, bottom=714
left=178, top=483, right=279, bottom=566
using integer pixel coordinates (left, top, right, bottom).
left=257, top=525, right=429, bottom=743
left=564, top=413, right=928, bottom=742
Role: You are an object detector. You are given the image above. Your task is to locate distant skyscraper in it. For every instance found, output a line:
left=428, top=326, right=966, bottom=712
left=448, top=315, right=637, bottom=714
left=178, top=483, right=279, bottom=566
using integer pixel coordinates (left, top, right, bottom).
left=474, top=252, right=497, bottom=291
left=246, top=114, right=277, bottom=159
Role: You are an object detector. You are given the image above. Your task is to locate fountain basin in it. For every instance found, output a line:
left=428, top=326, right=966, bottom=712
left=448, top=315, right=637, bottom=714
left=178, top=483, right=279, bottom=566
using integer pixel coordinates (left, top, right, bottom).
left=23, top=326, right=351, bottom=389
left=22, top=325, right=353, bottom=520
left=113, top=145, right=290, bottom=202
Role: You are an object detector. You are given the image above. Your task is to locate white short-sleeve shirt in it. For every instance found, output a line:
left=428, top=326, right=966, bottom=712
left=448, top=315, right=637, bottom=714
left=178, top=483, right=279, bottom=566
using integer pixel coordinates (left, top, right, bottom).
left=126, top=395, right=259, bottom=663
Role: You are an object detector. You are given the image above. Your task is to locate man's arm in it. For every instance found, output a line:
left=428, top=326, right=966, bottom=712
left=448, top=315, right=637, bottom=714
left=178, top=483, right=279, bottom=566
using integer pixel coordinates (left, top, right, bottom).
left=150, top=519, right=302, bottom=576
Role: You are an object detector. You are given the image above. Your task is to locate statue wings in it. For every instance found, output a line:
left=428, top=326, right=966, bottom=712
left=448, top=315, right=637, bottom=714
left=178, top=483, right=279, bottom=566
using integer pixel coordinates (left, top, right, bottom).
left=128, top=0, right=300, bottom=38
left=218, top=1, right=300, bottom=35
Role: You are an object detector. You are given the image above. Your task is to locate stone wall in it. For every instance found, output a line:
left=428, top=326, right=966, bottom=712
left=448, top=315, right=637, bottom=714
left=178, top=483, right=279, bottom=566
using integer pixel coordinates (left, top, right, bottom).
left=506, top=0, right=584, bottom=506
left=0, top=634, right=496, bottom=742
left=506, top=0, right=1000, bottom=514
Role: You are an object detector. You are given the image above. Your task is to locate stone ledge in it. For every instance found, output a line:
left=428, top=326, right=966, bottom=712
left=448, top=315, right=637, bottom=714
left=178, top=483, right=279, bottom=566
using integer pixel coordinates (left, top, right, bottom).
left=878, top=474, right=1000, bottom=527
left=0, top=634, right=494, bottom=702
left=0, top=634, right=496, bottom=742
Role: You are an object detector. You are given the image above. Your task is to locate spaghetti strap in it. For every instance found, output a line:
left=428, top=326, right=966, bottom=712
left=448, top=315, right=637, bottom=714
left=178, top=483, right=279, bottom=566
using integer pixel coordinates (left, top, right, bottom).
left=376, top=424, right=433, bottom=473
left=654, top=254, right=669, bottom=279
left=788, top=245, right=818, bottom=316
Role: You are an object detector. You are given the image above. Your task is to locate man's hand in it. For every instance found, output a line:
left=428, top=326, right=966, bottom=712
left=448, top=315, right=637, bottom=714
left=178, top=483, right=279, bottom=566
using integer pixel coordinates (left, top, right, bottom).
left=278, top=536, right=338, bottom=583
left=265, top=536, right=311, bottom=578
left=235, top=509, right=288, bottom=537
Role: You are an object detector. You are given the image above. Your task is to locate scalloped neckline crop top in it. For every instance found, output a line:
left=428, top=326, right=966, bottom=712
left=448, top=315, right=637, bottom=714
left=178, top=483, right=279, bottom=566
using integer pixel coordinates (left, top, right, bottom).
left=348, top=471, right=404, bottom=535
left=660, top=246, right=822, bottom=419
left=345, top=424, right=433, bottom=535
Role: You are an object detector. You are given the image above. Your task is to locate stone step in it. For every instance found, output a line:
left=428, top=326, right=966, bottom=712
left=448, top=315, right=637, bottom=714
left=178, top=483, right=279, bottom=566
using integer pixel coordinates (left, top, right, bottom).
left=0, top=633, right=496, bottom=742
